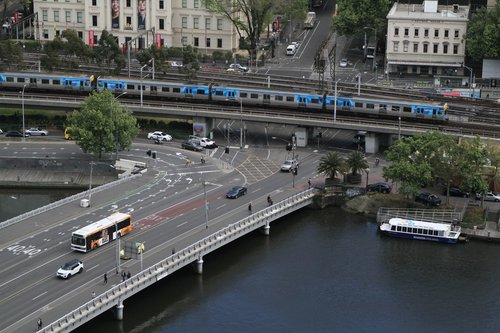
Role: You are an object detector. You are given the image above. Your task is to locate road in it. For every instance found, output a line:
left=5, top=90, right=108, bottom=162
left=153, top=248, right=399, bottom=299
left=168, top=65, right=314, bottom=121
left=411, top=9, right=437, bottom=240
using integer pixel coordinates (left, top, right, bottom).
left=0, top=137, right=325, bottom=333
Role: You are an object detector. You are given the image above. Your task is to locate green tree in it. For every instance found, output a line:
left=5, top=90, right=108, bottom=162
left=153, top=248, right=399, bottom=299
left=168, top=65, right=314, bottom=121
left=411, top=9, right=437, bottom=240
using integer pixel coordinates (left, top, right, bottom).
left=317, top=151, right=346, bottom=180
left=93, top=30, right=125, bottom=75
left=0, top=41, right=22, bottom=70
left=66, top=90, right=139, bottom=159
left=346, top=151, right=369, bottom=176
left=137, top=45, right=170, bottom=74
left=332, top=0, right=391, bottom=37
left=465, top=2, right=500, bottom=61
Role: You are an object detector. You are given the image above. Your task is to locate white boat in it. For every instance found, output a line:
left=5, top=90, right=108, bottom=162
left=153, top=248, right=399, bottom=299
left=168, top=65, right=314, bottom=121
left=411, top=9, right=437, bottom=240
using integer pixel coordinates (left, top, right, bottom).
left=379, top=218, right=461, bottom=244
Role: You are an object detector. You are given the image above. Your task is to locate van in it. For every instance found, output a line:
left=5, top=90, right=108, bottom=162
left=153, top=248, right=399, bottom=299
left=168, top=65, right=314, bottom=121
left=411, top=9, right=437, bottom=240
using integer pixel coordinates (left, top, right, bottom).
left=286, top=44, right=298, bottom=56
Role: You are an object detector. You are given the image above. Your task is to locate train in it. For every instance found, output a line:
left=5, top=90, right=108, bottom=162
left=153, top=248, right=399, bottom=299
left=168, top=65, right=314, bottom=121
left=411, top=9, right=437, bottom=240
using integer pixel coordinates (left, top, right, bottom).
left=0, top=72, right=448, bottom=121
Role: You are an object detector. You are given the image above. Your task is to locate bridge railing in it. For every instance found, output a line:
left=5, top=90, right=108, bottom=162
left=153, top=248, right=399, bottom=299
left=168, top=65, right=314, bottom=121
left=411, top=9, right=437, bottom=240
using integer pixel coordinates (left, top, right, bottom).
left=39, top=189, right=315, bottom=333
left=0, top=174, right=142, bottom=230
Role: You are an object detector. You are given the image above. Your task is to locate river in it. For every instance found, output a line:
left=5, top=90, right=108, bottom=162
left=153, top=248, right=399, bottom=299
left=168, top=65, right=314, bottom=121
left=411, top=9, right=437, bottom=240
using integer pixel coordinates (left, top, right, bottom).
left=2, top=192, right=500, bottom=333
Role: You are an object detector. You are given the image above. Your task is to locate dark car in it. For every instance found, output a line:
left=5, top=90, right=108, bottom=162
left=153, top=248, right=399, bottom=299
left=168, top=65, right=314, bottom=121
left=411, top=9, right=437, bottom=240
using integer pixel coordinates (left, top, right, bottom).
left=226, top=186, right=247, bottom=199
left=181, top=141, right=203, bottom=152
left=415, top=192, right=442, bottom=206
left=366, top=182, right=392, bottom=193
left=5, top=130, right=27, bottom=137
left=443, top=187, right=469, bottom=198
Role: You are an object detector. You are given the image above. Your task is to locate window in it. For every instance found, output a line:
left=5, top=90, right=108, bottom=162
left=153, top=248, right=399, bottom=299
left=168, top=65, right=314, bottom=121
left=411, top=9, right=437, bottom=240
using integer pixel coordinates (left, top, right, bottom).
left=125, top=16, right=131, bottom=29
left=77, top=12, right=83, bottom=23
left=205, top=18, right=211, bottom=30
left=42, top=10, right=48, bottom=21
left=413, top=43, right=418, bottom=53
left=394, top=27, right=399, bottom=36
left=403, top=41, right=409, bottom=52
left=92, top=0, right=97, bottom=5
left=433, top=44, right=438, bottom=53
left=217, top=38, right=222, bottom=48
left=193, top=17, right=199, bottom=29
left=181, top=36, right=187, bottom=46
left=182, top=17, right=187, bottom=29
left=404, top=28, right=409, bottom=37
left=194, top=0, right=199, bottom=8
left=159, top=19, right=164, bottom=30
left=182, top=0, right=187, bottom=8
left=206, top=38, right=211, bottom=48
left=424, top=29, right=429, bottom=37
left=65, top=10, right=71, bottom=23
left=434, top=29, right=439, bottom=38
left=423, top=43, right=428, bottom=53
left=414, top=28, right=419, bottom=37
left=92, top=15, right=97, bottom=27
left=393, top=41, right=399, bottom=52
left=159, top=0, right=164, bottom=9
left=444, top=29, right=449, bottom=38
left=194, top=37, right=199, bottom=47
left=443, top=43, right=448, bottom=54
left=78, top=31, right=83, bottom=39
left=453, top=44, right=459, bottom=54
left=54, top=10, right=59, bottom=22
left=43, top=29, right=48, bottom=39
left=217, top=18, right=222, bottom=30
left=454, top=29, right=459, bottom=38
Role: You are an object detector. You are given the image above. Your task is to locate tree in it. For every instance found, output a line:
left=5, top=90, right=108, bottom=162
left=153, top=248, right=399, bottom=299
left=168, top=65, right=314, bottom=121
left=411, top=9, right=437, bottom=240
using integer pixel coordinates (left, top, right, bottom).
left=465, top=2, right=500, bottom=61
left=317, top=151, right=346, bottom=181
left=345, top=151, right=368, bottom=184
left=93, top=30, right=126, bottom=75
left=332, top=0, right=392, bottom=37
left=65, top=90, right=139, bottom=159
left=0, top=41, right=22, bottom=70
left=203, top=0, right=307, bottom=59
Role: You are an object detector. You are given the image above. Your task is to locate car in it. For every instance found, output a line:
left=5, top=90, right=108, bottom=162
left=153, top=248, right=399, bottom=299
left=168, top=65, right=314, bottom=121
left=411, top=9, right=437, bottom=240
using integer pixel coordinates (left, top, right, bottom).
left=415, top=192, right=442, bottom=206
left=229, top=63, right=248, bottom=72
left=280, top=159, right=299, bottom=172
left=5, top=130, right=28, bottom=137
left=339, top=58, right=349, bottom=67
left=166, top=61, right=183, bottom=68
left=443, top=187, right=469, bottom=198
left=226, top=186, right=248, bottom=199
left=476, top=192, right=500, bottom=202
left=366, top=182, right=392, bottom=193
left=147, top=131, right=172, bottom=142
left=57, top=259, right=84, bottom=279
left=25, top=127, right=49, bottom=136
left=198, top=137, right=218, bottom=149
left=0, top=129, right=3, bottom=135
left=181, top=141, right=203, bottom=152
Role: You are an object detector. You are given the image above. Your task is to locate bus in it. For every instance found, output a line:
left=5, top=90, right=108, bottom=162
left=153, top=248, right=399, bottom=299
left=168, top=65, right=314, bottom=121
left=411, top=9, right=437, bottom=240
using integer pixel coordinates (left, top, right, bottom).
left=71, top=212, right=132, bottom=252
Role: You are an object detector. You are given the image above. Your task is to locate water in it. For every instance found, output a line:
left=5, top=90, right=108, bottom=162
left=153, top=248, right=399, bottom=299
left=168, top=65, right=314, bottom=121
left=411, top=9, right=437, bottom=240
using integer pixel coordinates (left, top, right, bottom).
left=4, top=194, right=500, bottom=333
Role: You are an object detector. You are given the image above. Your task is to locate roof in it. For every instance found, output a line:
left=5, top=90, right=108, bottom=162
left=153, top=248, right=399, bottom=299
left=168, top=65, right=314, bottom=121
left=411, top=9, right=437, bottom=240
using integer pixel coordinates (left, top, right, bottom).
left=388, top=218, right=451, bottom=231
left=387, top=1, right=469, bottom=21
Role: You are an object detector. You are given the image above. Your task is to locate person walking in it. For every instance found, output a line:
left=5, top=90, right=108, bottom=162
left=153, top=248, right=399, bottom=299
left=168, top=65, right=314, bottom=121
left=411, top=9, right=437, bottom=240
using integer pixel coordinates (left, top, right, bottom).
left=103, top=273, right=107, bottom=284
left=37, top=318, right=43, bottom=330
left=127, top=271, right=131, bottom=279
left=308, top=178, right=312, bottom=188
left=248, top=202, right=252, bottom=214
left=91, top=291, right=96, bottom=299
left=122, top=271, right=126, bottom=282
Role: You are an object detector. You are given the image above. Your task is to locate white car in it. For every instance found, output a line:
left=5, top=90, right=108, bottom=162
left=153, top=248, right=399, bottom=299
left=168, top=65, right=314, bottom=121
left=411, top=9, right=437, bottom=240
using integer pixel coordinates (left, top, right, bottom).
left=57, top=259, right=83, bottom=279
left=280, top=159, right=299, bottom=172
left=339, top=58, right=349, bottom=67
left=477, top=192, right=500, bottom=202
left=229, top=63, right=248, bottom=72
left=25, top=127, right=49, bottom=136
left=199, top=137, right=217, bottom=149
left=147, top=131, right=172, bottom=142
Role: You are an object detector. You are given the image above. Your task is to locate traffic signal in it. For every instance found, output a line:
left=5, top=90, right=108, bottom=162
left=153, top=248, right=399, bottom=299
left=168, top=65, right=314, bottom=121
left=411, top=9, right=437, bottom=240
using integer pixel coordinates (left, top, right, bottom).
left=146, top=149, right=151, bottom=157
left=293, top=167, right=298, bottom=175
left=225, top=147, right=229, bottom=154
left=286, top=143, right=292, bottom=151
left=318, top=132, right=322, bottom=138
left=152, top=151, right=157, bottom=159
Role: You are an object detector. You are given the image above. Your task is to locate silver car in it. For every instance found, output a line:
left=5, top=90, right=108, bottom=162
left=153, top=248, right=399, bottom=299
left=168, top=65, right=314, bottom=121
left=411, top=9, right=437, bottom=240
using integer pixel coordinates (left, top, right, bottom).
left=280, top=159, right=299, bottom=172
left=25, top=127, right=49, bottom=136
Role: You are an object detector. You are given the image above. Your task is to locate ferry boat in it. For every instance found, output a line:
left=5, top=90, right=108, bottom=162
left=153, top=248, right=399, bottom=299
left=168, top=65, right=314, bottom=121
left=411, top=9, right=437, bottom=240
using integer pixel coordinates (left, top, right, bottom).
left=379, top=218, right=461, bottom=244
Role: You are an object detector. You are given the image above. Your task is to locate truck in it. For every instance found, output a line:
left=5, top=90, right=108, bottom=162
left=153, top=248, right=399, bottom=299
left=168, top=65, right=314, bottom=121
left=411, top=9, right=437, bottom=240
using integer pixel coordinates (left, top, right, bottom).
left=304, top=12, right=316, bottom=29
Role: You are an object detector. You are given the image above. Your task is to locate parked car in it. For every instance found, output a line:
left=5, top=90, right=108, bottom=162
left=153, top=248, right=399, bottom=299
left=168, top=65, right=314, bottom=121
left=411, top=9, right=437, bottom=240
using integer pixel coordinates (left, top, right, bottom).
left=25, top=127, right=49, bottom=136
left=0, top=129, right=3, bottom=135
left=5, top=130, right=28, bottom=137
left=56, top=259, right=83, bottom=279
left=226, top=186, right=247, bottom=199
left=147, top=131, right=172, bottom=142
left=228, top=63, right=248, bottom=72
left=442, top=187, right=470, bottom=198
left=339, top=58, right=350, bottom=67
left=415, top=192, right=442, bottom=206
left=476, top=192, right=500, bottom=202
left=198, top=137, right=217, bottom=149
left=366, top=182, right=392, bottom=194
left=280, top=159, right=299, bottom=172
left=181, top=141, right=203, bottom=152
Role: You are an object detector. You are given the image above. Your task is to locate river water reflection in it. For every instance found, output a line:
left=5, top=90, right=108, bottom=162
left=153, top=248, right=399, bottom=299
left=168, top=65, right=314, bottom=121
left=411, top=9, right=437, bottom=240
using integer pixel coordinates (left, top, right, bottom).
left=3, top=192, right=499, bottom=333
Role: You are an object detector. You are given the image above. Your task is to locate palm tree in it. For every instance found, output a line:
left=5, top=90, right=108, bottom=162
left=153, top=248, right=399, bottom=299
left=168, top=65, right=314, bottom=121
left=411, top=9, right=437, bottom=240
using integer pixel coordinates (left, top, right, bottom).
left=346, top=151, right=369, bottom=184
left=317, top=152, right=346, bottom=182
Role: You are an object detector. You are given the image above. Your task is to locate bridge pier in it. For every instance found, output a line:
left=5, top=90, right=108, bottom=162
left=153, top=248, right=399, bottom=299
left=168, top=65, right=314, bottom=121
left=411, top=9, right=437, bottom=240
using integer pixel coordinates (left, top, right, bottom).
left=261, top=223, right=270, bottom=235
left=114, top=301, right=124, bottom=320
left=192, top=117, right=214, bottom=138
left=194, top=257, right=204, bottom=274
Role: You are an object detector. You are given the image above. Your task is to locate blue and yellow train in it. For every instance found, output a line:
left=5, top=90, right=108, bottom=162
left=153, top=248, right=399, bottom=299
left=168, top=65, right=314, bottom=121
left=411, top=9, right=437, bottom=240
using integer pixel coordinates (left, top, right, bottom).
left=0, top=72, right=448, bottom=121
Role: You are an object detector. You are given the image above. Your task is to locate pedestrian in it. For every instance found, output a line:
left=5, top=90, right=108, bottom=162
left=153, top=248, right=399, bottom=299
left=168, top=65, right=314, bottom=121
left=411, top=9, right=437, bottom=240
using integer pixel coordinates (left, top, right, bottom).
left=127, top=271, right=131, bottom=279
left=267, top=195, right=272, bottom=206
left=122, top=271, right=126, bottom=282
left=91, top=291, right=96, bottom=299
left=104, top=272, right=107, bottom=284
left=248, top=202, right=252, bottom=214
left=375, top=158, right=380, bottom=167
left=37, top=318, right=43, bottom=330
left=201, top=156, right=205, bottom=164
left=308, top=178, right=311, bottom=189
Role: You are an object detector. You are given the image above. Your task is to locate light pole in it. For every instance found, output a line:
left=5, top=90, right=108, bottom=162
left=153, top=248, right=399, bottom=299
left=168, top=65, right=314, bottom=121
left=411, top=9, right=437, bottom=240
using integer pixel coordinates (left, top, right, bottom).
left=202, top=180, right=209, bottom=228
left=113, top=92, right=127, bottom=159
left=334, top=79, right=340, bottom=123
left=21, top=84, right=26, bottom=141
left=365, top=168, right=370, bottom=191
left=239, top=98, right=243, bottom=148
left=140, top=64, right=148, bottom=107
left=398, top=112, right=401, bottom=140
left=462, top=64, right=473, bottom=98
left=115, top=220, right=121, bottom=274
left=356, top=74, right=361, bottom=96
left=88, top=161, right=95, bottom=203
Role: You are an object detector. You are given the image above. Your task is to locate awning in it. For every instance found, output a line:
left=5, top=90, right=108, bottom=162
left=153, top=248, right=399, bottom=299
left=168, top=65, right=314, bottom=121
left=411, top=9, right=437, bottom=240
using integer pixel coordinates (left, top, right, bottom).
left=387, top=60, right=462, bottom=67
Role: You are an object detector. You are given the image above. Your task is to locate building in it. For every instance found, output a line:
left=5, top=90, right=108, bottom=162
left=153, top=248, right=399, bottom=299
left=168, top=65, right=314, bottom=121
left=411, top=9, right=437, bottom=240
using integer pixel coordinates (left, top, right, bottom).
left=33, top=0, right=241, bottom=53
left=385, top=0, right=469, bottom=78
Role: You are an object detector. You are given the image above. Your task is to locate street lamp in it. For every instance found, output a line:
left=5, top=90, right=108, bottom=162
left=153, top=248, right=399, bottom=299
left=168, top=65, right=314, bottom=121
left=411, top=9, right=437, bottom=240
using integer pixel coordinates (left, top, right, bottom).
left=334, top=79, right=341, bottom=123
left=365, top=167, right=370, bottom=191
left=462, top=64, right=473, bottom=98
left=239, top=98, right=243, bottom=148
left=88, top=161, right=95, bottom=203
left=202, top=180, right=209, bottom=229
left=21, top=84, right=26, bottom=142
left=115, top=220, right=121, bottom=274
